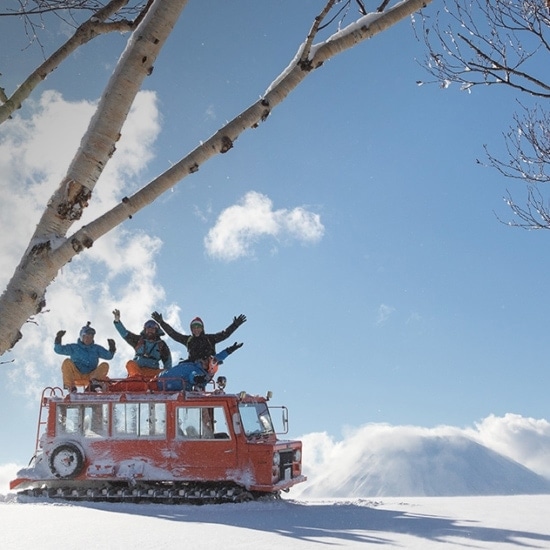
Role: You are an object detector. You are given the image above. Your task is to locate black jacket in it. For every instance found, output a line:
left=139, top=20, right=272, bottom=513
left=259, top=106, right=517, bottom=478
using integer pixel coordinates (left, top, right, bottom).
left=157, top=319, right=240, bottom=362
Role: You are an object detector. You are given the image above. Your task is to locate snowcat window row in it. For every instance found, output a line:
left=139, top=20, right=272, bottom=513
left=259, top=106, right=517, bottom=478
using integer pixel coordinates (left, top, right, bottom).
left=176, top=406, right=230, bottom=440
left=113, top=403, right=166, bottom=438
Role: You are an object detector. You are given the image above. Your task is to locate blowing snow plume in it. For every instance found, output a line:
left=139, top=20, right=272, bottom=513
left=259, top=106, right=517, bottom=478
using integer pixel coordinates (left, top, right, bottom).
left=295, top=423, right=550, bottom=498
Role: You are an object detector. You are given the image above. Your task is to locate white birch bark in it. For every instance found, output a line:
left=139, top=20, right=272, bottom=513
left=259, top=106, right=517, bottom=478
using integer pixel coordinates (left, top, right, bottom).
left=0, top=0, right=431, bottom=356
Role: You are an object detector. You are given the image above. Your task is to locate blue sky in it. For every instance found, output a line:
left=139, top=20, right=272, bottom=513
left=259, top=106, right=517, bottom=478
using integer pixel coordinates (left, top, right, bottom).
left=1, top=0, right=549, bottom=468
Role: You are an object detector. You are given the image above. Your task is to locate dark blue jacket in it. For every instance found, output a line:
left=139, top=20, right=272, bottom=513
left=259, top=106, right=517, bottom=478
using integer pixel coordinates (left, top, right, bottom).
left=157, top=349, right=229, bottom=391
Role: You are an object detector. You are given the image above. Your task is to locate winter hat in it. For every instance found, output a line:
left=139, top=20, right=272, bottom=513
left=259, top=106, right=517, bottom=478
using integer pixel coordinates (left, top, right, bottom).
left=79, top=322, right=96, bottom=339
left=190, top=317, right=204, bottom=329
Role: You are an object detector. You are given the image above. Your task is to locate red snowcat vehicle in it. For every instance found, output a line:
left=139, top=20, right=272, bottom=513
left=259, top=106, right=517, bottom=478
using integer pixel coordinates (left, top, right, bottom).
left=10, top=376, right=306, bottom=503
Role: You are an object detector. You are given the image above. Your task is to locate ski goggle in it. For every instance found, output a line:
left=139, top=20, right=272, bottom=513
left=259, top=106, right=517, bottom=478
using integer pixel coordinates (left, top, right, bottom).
left=144, top=320, right=158, bottom=329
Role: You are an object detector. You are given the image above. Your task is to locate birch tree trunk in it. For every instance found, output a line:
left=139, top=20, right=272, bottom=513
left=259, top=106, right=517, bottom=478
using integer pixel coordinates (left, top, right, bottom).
left=0, top=0, right=431, bottom=356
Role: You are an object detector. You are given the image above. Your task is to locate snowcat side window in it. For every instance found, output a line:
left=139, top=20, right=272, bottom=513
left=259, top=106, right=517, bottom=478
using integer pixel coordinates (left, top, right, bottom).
left=238, top=402, right=275, bottom=437
left=175, top=406, right=229, bottom=440
left=140, top=403, right=166, bottom=437
left=113, top=403, right=166, bottom=438
left=83, top=404, right=108, bottom=437
left=56, top=404, right=108, bottom=437
left=56, top=405, right=82, bottom=435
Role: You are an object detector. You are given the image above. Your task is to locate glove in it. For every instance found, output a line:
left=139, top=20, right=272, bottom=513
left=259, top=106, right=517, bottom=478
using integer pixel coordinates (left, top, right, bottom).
left=107, top=339, right=116, bottom=353
left=226, top=342, right=243, bottom=355
left=151, top=311, right=163, bottom=323
left=112, top=309, right=121, bottom=322
left=55, top=330, right=66, bottom=344
left=233, top=314, right=247, bottom=327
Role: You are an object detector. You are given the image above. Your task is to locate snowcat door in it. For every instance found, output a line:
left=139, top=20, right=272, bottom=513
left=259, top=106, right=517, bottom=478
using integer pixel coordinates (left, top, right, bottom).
left=173, top=405, right=237, bottom=478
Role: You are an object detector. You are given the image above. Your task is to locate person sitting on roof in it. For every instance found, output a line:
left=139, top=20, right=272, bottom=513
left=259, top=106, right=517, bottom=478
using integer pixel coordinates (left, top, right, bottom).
left=157, top=342, right=243, bottom=391
left=151, top=311, right=246, bottom=362
left=54, top=322, right=116, bottom=392
left=113, top=309, right=172, bottom=378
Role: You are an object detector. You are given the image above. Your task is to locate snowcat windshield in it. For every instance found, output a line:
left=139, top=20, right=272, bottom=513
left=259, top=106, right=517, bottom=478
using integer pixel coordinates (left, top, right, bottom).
left=238, top=402, right=275, bottom=437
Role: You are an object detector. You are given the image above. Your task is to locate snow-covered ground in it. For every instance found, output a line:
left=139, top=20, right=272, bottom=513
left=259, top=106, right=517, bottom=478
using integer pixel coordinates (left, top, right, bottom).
left=2, top=494, right=550, bottom=549
left=3, top=414, right=550, bottom=548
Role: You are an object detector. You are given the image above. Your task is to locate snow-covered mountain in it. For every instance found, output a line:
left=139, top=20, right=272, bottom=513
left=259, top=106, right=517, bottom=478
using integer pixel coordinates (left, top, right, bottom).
left=293, top=428, right=550, bottom=498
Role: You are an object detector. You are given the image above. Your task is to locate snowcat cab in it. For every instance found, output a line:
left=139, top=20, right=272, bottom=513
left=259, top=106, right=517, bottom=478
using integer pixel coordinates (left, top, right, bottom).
left=10, top=377, right=306, bottom=503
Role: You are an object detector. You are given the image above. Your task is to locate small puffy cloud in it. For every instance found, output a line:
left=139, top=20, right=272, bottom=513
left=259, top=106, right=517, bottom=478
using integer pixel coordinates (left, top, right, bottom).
left=205, top=104, right=216, bottom=121
left=204, top=191, right=324, bottom=261
left=376, top=303, right=395, bottom=325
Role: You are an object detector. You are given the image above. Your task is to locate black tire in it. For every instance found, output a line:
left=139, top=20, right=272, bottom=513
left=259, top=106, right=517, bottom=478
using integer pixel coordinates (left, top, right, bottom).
left=49, top=443, right=85, bottom=479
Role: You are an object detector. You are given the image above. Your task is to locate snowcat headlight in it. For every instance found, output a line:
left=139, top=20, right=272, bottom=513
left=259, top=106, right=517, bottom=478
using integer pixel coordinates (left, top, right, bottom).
left=293, top=449, right=301, bottom=462
left=273, top=452, right=280, bottom=466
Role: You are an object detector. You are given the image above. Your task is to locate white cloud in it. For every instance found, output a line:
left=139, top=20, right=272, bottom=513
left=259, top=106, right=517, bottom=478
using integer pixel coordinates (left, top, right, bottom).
left=205, top=104, right=216, bottom=120
left=376, top=303, right=395, bottom=325
left=204, top=191, right=324, bottom=261
left=0, top=91, right=96, bottom=274
left=0, top=89, right=176, bottom=393
left=465, top=413, right=550, bottom=478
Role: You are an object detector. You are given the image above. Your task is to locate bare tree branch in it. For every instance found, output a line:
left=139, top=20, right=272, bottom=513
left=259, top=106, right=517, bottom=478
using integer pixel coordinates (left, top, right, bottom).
left=417, top=0, right=550, bottom=97
left=417, top=0, right=550, bottom=230
left=299, top=0, right=338, bottom=68
left=481, top=103, right=550, bottom=184
left=0, top=0, right=145, bottom=17
left=0, top=0, right=151, bottom=123
left=497, top=187, right=550, bottom=230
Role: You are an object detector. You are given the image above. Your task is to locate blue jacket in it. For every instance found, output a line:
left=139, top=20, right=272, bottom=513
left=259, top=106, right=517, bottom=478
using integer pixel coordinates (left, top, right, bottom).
left=54, top=340, right=114, bottom=374
left=157, top=349, right=229, bottom=391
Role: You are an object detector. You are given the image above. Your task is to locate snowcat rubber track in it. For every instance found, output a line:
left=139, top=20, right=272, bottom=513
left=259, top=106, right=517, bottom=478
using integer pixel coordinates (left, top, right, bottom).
left=17, top=482, right=281, bottom=505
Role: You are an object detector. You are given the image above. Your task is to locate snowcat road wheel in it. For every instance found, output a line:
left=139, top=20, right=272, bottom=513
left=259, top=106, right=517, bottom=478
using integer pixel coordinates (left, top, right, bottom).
left=49, top=443, right=85, bottom=479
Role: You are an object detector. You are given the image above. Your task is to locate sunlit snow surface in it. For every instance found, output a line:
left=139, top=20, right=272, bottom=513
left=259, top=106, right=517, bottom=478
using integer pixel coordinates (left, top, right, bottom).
left=1, top=494, right=550, bottom=549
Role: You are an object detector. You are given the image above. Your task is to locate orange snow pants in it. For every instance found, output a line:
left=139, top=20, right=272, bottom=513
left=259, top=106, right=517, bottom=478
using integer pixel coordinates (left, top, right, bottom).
left=125, top=360, right=162, bottom=379
left=61, top=358, right=109, bottom=390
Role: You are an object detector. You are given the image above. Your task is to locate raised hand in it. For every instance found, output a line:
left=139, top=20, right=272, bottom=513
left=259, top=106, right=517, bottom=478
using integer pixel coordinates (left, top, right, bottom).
left=112, top=309, right=121, bottom=322
left=151, top=311, right=163, bottom=323
left=233, top=314, right=247, bottom=327
left=226, top=342, right=244, bottom=355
